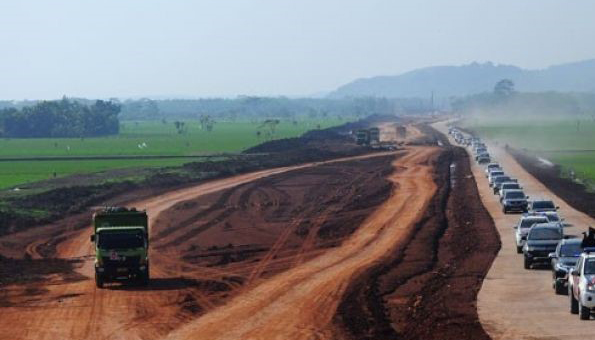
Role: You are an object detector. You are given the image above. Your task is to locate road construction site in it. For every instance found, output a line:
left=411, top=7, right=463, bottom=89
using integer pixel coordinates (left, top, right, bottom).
left=0, top=117, right=593, bottom=340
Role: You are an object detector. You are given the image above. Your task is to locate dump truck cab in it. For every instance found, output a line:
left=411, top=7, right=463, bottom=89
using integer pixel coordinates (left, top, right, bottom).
left=355, top=129, right=370, bottom=145
left=91, top=207, right=149, bottom=288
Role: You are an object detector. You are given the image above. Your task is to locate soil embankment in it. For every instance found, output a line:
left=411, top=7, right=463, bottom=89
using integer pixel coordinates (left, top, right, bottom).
left=335, top=145, right=499, bottom=340
left=508, top=148, right=595, bottom=219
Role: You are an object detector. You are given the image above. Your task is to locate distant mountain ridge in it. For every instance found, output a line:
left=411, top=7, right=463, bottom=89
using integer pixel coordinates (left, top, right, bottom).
left=329, top=59, right=595, bottom=99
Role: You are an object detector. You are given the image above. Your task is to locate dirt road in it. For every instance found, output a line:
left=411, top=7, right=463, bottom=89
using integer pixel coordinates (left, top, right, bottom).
left=164, top=146, right=439, bottom=340
left=435, top=121, right=595, bottom=340
left=0, top=150, right=414, bottom=340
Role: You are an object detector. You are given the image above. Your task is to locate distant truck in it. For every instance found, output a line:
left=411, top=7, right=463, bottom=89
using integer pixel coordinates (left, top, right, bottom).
left=356, top=127, right=380, bottom=146
left=369, top=127, right=380, bottom=144
left=90, top=207, right=150, bottom=288
left=395, top=126, right=407, bottom=138
left=356, top=129, right=370, bottom=145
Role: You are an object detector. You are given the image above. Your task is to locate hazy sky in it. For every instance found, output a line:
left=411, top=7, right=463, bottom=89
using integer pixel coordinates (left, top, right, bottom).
left=1, top=0, right=595, bottom=100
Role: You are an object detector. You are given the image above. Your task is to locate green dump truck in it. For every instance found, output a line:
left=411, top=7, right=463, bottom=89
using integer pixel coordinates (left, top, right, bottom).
left=356, top=127, right=380, bottom=146
left=90, top=207, right=149, bottom=288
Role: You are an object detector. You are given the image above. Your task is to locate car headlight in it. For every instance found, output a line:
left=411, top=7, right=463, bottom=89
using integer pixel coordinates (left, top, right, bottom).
left=587, top=284, right=595, bottom=292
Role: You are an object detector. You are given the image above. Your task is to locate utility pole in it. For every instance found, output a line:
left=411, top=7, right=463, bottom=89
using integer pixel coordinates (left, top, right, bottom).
left=430, top=91, right=435, bottom=113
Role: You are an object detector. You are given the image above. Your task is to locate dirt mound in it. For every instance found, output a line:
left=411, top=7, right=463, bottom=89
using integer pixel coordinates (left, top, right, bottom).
left=334, top=146, right=499, bottom=340
left=245, top=115, right=400, bottom=154
left=509, top=148, right=595, bottom=219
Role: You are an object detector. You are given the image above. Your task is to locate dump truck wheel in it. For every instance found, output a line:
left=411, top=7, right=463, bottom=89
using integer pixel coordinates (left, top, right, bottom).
left=140, top=265, right=150, bottom=286
left=95, top=273, right=104, bottom=289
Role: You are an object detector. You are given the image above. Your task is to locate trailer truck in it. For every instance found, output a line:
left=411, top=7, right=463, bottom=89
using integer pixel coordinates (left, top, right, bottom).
left=90, top=207, right=150, bottom=288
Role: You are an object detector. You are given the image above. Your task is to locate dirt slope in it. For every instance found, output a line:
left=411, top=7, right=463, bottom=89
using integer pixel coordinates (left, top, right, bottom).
left=335, top=146, right=499, bottom=340
left=164, top=146, right=439, bottom=340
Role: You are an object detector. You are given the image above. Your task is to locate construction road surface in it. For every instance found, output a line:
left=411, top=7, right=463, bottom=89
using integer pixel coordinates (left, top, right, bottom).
left=0, top=146, right=439, bottom=340
left=435, top=121, right=595, bottom=340
left=164, top=146, right=439, bottom=340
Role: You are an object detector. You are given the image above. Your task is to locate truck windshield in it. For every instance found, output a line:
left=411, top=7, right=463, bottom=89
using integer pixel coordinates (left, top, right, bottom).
left=528, top=228, right=561, bottom=240
left=98, top=232, right=144, bottom=249
left=585, top=259, right=595, bottom=275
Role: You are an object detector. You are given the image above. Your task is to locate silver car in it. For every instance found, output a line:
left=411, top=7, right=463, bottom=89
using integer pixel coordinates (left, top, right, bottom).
left=488, top=171, right=505, bottom=186
left=514, top=215, right=549, bottom=253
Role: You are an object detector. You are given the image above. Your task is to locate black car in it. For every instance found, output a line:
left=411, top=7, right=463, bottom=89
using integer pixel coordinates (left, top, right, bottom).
left=529, top=200, right=559, bottom=213
left=492, top=176, right=517, bottom=194
left=501, top=189, right=529, bottom=213
left=476, top=153, right=491, bottom=164
left=523, top=223, right=563, bottom=269
left=549, top=238, right=583, bottom=295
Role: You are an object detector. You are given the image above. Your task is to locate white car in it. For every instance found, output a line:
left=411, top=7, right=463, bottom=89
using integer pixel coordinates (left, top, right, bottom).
left=488, top=170, right=505, bottom=186
left=514, top=215, right=549, bottom=253
left=568, top=250, right=595, bottom=320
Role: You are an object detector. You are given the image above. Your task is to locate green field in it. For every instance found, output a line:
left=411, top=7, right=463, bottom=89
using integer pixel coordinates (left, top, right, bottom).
left=462, top=117, right=595, bottom=186
left=0, top=118, right=346, bottom=189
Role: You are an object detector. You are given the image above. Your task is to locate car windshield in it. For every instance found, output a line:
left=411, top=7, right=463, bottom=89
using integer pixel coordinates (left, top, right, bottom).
left=560, top=243, right=583, bottom=257
left=98, top=232, right=144, bottom=249
left=528, top=228, right=561, bottom=240
left=520, top=218, right=547, bottom=228
left=491, top=171, right=504, bottom=176
left=546, top=214, right=560, bottom=222
left=495, top=176, right=511, bottom=183
left=505, top=192, right=525, bottom=199
left=585, top=259, right=595, bottom=275
left=503, top=184, right=520, bottom=189
left=533, top=201, right=555, bottom=209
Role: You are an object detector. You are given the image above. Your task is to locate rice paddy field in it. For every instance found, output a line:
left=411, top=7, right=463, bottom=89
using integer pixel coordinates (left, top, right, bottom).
left=462, top=117, right=595, bottom=187
left=0, top=118, right=346, bottom=189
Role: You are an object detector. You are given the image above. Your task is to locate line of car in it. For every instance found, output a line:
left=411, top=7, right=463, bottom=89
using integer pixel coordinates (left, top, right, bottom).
left=449, top=127, right=595, bottom=321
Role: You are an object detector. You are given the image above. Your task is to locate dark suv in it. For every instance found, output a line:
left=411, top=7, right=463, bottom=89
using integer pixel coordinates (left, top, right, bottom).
left=523, top=223, right=563, bottom=269
left=529, top=200, right=559, bottom=213
left=492, top=176, right=517, bottom=194
left=501, top=189, right=529, bottom=213
left=549, top=238, right=583, bottom=295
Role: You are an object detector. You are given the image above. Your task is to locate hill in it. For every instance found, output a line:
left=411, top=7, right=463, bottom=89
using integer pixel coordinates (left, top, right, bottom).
left=329, top=59, right=595, bottom=99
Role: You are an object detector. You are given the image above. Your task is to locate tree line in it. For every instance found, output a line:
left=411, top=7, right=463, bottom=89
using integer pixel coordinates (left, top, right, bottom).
left=116, top=96, right=430, bottom=121
left=452, top=79, right=595, bottom=118
left=0, top=98, right=120, bottom=138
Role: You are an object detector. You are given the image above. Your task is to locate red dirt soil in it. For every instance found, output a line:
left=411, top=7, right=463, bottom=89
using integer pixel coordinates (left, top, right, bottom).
left=0, top=153, right=397, bottom=340
left=334, top=145, right=500, bottom=340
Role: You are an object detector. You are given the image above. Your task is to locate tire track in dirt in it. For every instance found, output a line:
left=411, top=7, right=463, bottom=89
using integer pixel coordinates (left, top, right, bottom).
left=0, top=151, right=398, bottom=340
left=164, top=147, right=439, bottom=340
